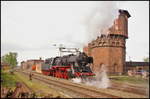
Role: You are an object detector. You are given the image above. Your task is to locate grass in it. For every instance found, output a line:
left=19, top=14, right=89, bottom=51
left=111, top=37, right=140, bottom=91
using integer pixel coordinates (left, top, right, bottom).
left=109, top=75, right=149, bottom=86
left=1, top=70, right=19, bottom=89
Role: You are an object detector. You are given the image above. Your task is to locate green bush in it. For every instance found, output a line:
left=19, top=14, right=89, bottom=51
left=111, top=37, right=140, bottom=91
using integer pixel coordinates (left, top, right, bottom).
left=1, top=71, right=18, bottom=88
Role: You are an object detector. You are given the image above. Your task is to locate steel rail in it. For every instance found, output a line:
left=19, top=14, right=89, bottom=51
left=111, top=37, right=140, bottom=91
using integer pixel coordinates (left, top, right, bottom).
left=32, top=71, right=148, bottom=96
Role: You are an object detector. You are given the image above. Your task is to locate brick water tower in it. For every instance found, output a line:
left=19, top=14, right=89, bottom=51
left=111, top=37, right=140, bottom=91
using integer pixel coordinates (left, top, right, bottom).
left=83, top=9, right=131, bottom=74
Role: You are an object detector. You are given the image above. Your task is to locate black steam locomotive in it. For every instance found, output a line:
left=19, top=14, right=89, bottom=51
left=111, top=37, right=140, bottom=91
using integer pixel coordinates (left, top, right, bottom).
left=41, top=52, right=95, bottom=79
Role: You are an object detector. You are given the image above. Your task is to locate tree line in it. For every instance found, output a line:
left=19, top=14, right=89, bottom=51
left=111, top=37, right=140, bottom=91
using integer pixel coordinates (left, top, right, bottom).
left=1, top=52, right=18, bottom=69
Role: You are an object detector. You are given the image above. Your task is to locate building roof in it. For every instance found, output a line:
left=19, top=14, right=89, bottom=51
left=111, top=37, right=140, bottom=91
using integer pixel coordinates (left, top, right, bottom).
left=126, top=61, right=149, bottom=67
left=27, top=59, right=44, bottom=62
left=21, top=61, right=25, bottom=63
left=119, top=9, right=131, bottom=18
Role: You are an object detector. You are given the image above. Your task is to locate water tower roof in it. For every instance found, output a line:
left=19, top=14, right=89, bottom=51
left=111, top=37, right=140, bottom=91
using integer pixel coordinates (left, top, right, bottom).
left=119, top=9, right=131, bottom=18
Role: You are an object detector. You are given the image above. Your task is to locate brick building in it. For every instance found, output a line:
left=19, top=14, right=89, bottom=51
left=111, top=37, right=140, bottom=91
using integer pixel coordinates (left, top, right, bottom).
left=125, top=61, right=149, bottom=72
left=21, top=58, right=44, bottom=70
left=83, top=9, right=131, bottom=74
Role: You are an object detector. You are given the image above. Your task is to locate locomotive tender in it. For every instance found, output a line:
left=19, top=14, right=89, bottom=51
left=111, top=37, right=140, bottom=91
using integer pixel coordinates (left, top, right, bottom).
left=41, top=52, right=95, bottom=79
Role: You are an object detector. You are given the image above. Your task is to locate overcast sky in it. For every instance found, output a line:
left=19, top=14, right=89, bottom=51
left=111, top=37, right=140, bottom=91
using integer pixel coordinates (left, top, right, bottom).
left=1, top=1, right=149, bottom=65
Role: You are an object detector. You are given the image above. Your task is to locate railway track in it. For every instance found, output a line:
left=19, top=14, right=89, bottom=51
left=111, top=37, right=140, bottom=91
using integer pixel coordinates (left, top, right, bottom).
left=18, top=71, right=120, bottom=98
left=17, top=70, right=148, bottom=98
left=111, top=81, right=148, bottom=89
left=109, top=82, right=148, bottom=96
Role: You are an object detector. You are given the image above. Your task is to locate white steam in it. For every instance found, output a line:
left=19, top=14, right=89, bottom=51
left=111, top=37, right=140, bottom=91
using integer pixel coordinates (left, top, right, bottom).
left=85, top=64, right=110, bottom=88
left=71, top=64, right=110, bottom=89
left=72, top=77, right=82, bottom=83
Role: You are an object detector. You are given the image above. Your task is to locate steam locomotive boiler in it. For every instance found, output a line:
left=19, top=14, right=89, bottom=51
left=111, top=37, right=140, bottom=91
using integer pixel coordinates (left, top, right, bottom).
left=41, top=52, right=95, bottom=79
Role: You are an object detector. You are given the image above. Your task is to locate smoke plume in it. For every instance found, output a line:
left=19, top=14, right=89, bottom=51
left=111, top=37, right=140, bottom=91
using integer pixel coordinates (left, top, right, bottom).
left=83, top=1, right=119, bottom=45
left=52, top=1, right=119, bottom=49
